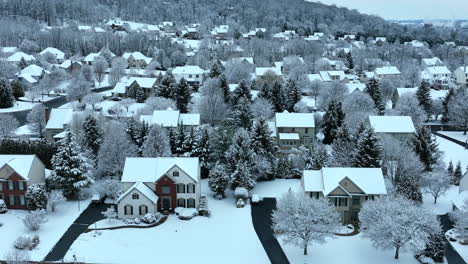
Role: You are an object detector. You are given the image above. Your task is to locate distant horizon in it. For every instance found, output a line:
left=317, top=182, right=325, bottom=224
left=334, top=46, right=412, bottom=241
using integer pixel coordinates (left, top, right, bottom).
left=309, top=0, right=468, bottom=21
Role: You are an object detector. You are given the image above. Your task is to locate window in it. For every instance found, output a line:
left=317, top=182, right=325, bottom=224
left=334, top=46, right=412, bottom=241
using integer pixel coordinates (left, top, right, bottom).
left=132, top=193, right=139, bottom=200
left=9, top=195, right=15, bottom=206
left=139, top=205, right=148, bottom=215
left=124, top=205, right=133, bottom=215
left=189, top=74, right=193, bottom=78
left=292, top=128, right=295, bottom=132
left=187, top=198, right=196, bottom=208
left=19, top=196, right=25, bottom=206
left=176, top=184, right=185, bottom=193
left=315, top=192, right=320, bottom=199
left=0, top=193, right=3, bottom=200
left=162, top=186, right=171, bottom=194
left=305, top=128, right=308, bottom=134
left=334, top=198, right=348, bottom=207
left=18, top=181, right=25, bottom=191
left=173, top=171, right=179, bottom=177
left=8, top=180, right=13, bottom=190
left=352, top=197, right=360, bottom=205
left=195, top=75, right=199, bottom=78
left=187, top=184, right=195, bottom=193
left=0, top=182, right=2, bottom=191
left=177, top=198, right=186, bottom=207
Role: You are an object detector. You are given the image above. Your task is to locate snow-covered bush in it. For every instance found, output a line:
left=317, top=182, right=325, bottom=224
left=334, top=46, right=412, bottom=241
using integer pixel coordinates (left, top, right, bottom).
left=101, top=207, right=117, bottom=223
left=0, top=199, right=7, bottom=213
left=236, top=198, right=245, bottom=208
left=25, top=184, right=48, bottom=210
left=14, top=235, right=39, bottom=250
left=4, top=249, right=29, bottom=263
left=22, top=210, right=46, bottom=231
left=178, top=208, right=198, bottom=220
left=133, top=218, right=141, bottom=224
left=140, top=213, right=163, bottom=224
left=234, top=187, right=249, bottom=202
left=198, top=195, right=210, bottom=217
left=47, top=190, right=65, bottom=212
left=420, top=232, right=446, bottom=263
left=96, top=179, right=122, bottom=200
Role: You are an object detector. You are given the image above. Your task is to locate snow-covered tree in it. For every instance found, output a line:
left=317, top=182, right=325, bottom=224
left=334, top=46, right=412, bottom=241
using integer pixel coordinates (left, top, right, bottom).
left=232, top=97, right=253, bottom=129
left=209, top=60, right=224, bottom=78
left=119, top=98, right=136, bottom=113
left=411, top=126, right=440, bottom=171
left=272, top=190, right=340, bottom=255
left=82, top=115, right=102, bottom=156
left=49, top=132, right=94, bottom=199
left=22, top=209, right=45, bottom=231
left=67, top=76, right=91, bottom=102
left=452, top=161, right=463, bottom=186
left=226, top=129, right=256, bottom=190
left=191, top=127, right=211, bottom=177
left=4, top=249, right=29, bottom=264
left=93, top=57, right=107, bottom=85
left=175, top=78, right=191, bottom=113
left=447, top=161, right=454, bottom=180
left=421, top=231, right=446, bottom=263
left=448, top=90, right=468, bottom=135
left=251, top=118, right=277, bottom=156
left=422, top=169, right=450, bottom=204
left=10, top=79, right=25, bottom=99
left=416, top=81, right=432, bottom=119
left=451, top=200, right=468, bottom=240
left=0, top=78, right=14, bottom=108
left=286, top=80, right=302, bottom=112
left=142, top=125, right=171, bottom=157
left=353, top=126, right=382, bottom=167
left=360, top=196, right=441, bottom=259
left=251, top=98, right=274, bottom=121
left=25, top=184, right=48, bottom=210
left=393, top=93, right=427, bottom=126
left=0, top=114, right=18, bottom=138
left=317, top=81, right=348, bottom=110
left=208, top=163, right=230, bottom=198
left=47, top=190, right=65, bottom=212
left=102, top=207, right=117, bottom=223
left=80, top=64, right=94, bottom=83
left=322, top=100, right=345, bottom=145
left=231, top=80, right=252, bottom=106
left=96, top=179, right=122, bottom=200
left=26, top=104, right=46, bottom=138
left=365, top=78, right=385, bottom=115
left=83, top=93, right=103, bottom=110
left=331, top=124, right=355, bottom=167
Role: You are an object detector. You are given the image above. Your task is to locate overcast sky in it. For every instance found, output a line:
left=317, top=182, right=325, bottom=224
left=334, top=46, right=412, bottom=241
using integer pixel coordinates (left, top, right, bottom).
left=313, top=0, right=468, bottom=20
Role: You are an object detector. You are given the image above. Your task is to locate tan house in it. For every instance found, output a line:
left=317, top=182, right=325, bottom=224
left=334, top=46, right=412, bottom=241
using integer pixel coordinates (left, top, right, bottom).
left=45, top=108, right=73, bottom=141
left=275, top=112, right=315, bottom=151
left=117, top=157, right=201, bottom=219
left=125, top=77, right=157, bottom=99
left=140, top=109, right=200, bottom=132
left=367, top=116, right=416, bottom=142
left=454, top=66, right=468, bottom=87
left=302, top=167, right=387, bottom=224
left=122, top=52, right=152, bottom=69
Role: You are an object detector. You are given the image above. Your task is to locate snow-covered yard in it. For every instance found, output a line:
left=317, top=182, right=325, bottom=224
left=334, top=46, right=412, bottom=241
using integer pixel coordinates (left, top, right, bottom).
left=0, top=199, right=91, bottom=261
left=0, top=101, right=37, bottom=113
left=446, top=229, right=468, bottom=263
left=63, top=180, right=269, bottom=264
left=422, top=186, right=459, bottom=215
left=280, top=233, right=420, bottom=264
left=436, top=136, right=468, bottom=173
left=439, top=131, right=468, bottom=144
left=252, top=179, right=301, bottom=199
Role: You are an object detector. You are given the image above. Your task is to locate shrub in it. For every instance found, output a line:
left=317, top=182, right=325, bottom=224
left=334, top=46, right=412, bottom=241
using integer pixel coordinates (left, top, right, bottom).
left=25, top=184, right=48, bottom=210
left=14, top=235, right=39, bottom=250
left=236, top=198, right=245, bottom=208
left=234, top=187, right=249, bottom=201
left=178, top=208, right=198, bottom=220
left=96, top=180, right=122, bottom=200
left=0, top=199, right=7, bottom=213
left=22, top=210, right=46, bottom=231
left=140, top=213, right=163, bottom=224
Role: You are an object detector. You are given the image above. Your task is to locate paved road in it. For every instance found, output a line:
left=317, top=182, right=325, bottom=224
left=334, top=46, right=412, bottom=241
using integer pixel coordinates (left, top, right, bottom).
left=43, top=202, right=112, bottom=262
left=439, top=214, right=467, bottom=264
left=251, top=198, right=290, bottom=264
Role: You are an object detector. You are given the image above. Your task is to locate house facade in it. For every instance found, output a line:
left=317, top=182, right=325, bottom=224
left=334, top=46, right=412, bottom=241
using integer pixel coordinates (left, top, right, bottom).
left=275, top=112, right=315, bottom=151
left=301, top=167, right=387, bottom=224
left=125, top=77, right=157, bottom=99
left=117, top=157, right=201, bottom=219
left=374, top=66, right=401, bottom=79
left=0, top=155, right=46, bottom=209
left=172, top=66, right=205, bottom=88
left=454, top=66, right=468, bottom=87
left=122, top=52, right=152, bottom=69
left=140, top=109, right=200, bottom=132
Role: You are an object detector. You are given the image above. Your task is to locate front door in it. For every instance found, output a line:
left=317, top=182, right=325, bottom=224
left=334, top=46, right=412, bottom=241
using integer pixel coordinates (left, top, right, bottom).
left=162, top=197, right=171, bottom=210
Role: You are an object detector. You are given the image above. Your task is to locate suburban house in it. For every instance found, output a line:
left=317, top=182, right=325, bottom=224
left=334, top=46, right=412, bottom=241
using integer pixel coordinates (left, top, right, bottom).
left=421, top=57, right=443, bottom=69
left=59, top=60, right=82, bottom=74
left=0, top=155, right=46, bottom=210
left=392, top=87, right=448, bottom=108
left=45, top=108, right=74, bottom=141
left=211, top=25, right=229, bottom=40
left=374, top=66, right=401, bottom=79
left=367, top=116, right=416, bottom=141
left=125, top=77, right=157, bottom=98
left=122, top=52, right=152, bottom=69
left=7, top=51, right=35, bottom=65
left=421, top=66, right=452, bottom=88
left=301, top=167, right=387, bottom=224
left=454, top=66, right=468, bottom=87
left=405, top=40, right=425, bottom=48
left=39, top=47, right=65, bottom=63
left=17, top=64, right=49, bottom=85
left=83, top=50, right=116, bottom=65
left=274, top=112, right=315, bottom=150
left=117, top=157, right=201, bottom=219
left=161, top=21, right=175, bottom=33
left=319, top=71, right=347, bottom=82
left=172, top=66, right=205, bottom=87
left=346, top=81, right=366, bottom=95
left=140, top=109, right=200, bottom=132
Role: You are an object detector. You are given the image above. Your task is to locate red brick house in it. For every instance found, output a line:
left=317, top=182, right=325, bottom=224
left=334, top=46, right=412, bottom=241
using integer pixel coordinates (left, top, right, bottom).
left=0, top=155, right=46, bottom=209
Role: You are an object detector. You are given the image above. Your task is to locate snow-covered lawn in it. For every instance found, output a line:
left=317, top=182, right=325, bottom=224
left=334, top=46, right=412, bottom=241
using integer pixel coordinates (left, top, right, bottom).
left=281, top=233, right=420, bottom=264
left=0, top=199, right=91, bottom=261
left=301, top=96, right=316, bottom=109
left=446, top=229, right=468, bottom=263
left=436, top=136, right=468, bottom=174
left=252, top=179, right=301, bottom=199
left=422, top=186, right=459, bottom=215
left=0, top=101, right=36, bottom=113
left=63, top=180, right=269, bottom=264
left=19, top=93, right=58, bottom=103
left=94, top=74, right=110, bottom=88
left=14, top=125, right=36, bottom=137
left=439, top=131, right=468, bottom=144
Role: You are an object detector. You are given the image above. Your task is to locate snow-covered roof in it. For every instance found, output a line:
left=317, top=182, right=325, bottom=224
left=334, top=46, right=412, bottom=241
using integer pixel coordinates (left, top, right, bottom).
left=19, top=74, right=38, bottom=84
left=231, top=57, right=254, bottom=64
left=7, top=52, right=35, bottom=63
left=113, top=82, right=127, bottom=94
left=275, top=112, right=315, bottom=128
left=320, top=71, right=346, bottom=81
left=307, top=74, right=322, bottom=82
left=396, top=87, right=448, bottom=100
left=126, top=77, right=157, bottom=89
left=0, top=155, right=37, bottom=180
left=375, top=66, right=401, bottom=75
left=39, top=47, right=65, bottom=60
left=122, top=52, right=152, bottom=64
left=422, top=57, right=442, bottom=67
left=172, top=65, right=204, bottom=75
left=18, top=64, right=46, bottom=77
left=346, top=81, right=365, bottom=94
left=116, top=182, right=159, bottom=204
left=179, top=114, right=200, bottom=126
left=365, top=72, right=375, bottom=79
left=368, top=116, right=416, bottom=134
left=255, top=67, right=282, bottom=77
left=303, top=168, right=387, bottom=196
left=457, top=66, right=468, bottom=73
left=452, top=191, right=468, bottom=211
left=59, top=60, right=82, bottom=69
left=121, top=157, right=199, bottom=183
left=1, top=47, right=17, bottom=53
left=84, top=53, right=98, bottom=62
left=45, top=108, right=73, bottom=130
left=425, top=66, right=451, bottom=75
left=279, top=133, right=300, bottom=140
left=152, top=109, right=180, bottom=127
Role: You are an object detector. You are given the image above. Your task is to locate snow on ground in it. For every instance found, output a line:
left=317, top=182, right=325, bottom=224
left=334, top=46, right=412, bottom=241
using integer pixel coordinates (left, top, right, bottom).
left=436, top=136, right=468, bottom=174
left=301, top=96, right=316, bottom=109
left=439, top=131, right=468, bottom=144
left=0, top=199, right=91, bottom=261
left=281, top=233, right=419, bottom=264
left=446, top=229, right=468, bottom=263
left=96, top=100, right=145, bottom=117
left=19, top=93, right=57, bottom=103
left=94, top=74, right=110, bottom=88
left=63, top=180, right=269, bottom=264
left=252, top=179, right=301, bottom=199
left=422, top=186, right=459, bottom=215
left=14, top=125, right=35, bottom=137
left=0, top=101, right=36, bottom=113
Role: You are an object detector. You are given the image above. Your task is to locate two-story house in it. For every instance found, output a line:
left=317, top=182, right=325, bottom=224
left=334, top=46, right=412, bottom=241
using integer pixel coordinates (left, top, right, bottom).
left=172, top=66, right=205, bottom=88
left=374, top=66, right=401, bottom=79
left=301, top=167, right=387, bottom=224
left=122, top=52, right=153, bottom=69
left=140, top=109, right=200, bottom=132
left=454, top=66, right=468, bottom=87
left=116, top=157, right=200, bottom=219
left=45, top=108, right=74, bottom=141
left=0, top=155, right=46, bottom=209
left=367, top=116, right=416, bottom=142
left=421, top=66, right=452, bottom=88
left=275, top=112, right=315, bottom=151
left=125, top=77, right=157, bottom=99
left=39, top=47, right=65, bottom=63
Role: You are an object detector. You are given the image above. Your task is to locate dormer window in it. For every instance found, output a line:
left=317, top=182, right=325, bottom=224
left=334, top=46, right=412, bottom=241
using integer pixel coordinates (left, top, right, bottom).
left=173, top=171, right=179, bottom=177
left=132, top=194, right=139, bottom=200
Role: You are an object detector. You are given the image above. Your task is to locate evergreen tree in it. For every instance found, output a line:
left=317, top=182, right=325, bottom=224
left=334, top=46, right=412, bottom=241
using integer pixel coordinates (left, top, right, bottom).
left=168, top=129, right=177, bottom=155
left=365, top=78, right=385, bottom=115
left=48, top=132, right=94, bottom=199
left=411, top=126, right=439, bottom=171
left=270, top=81, right=286, bottom=112
left=225, top=129, right=256, bottom=190
left=416, top=81, right=432, bottom=119
left=394, top=172, right=423, bottom=204
left=0, top=78, right=14, bottom=109
left=208, top=163, right=230, bottom=198
left=353, top=127, right=382, bottom=168
left=219, top=74, right=230, bottom=103
left=331, top=124, right=356, bottom=166
left=306, top=143, right=329, bottom=170
left=251, top=118, right=277, bottom=155
left=156, top=73, right=176, bottom=98
left=135, top=86, right=145, bottom=103
left=175, top=78, right=191, bottom=113
left=126, top=85, right=136, bottom=99
left=322, top=101, right=345, bottom=145
left=453, top=162, right=463, bottom=186
left=422, top=231, right=446, bottom=263
left=447, top=161, right=454, bottom=181
left=232, top=80, right=252, bottom=106
left=232, top=97, right=253, bottom=129
left=345, top=52, right=354, bottom=70
left=82, top=115, right=102, bottom=156
left=142, top=125, right=171, bottom=157
left=10, top=80, right=25, bottom=99
left=441, top=88, right=454, bottom=123
left=175, top=125, right=186, bottom=155
left=258, top=82, right=271, bottom=100
left=191, top=128, right=211, bottom=178
left=25, top=184, right=48, bottom=210
left=184, top=127, right=195, bottom=154
left=209, top=60, right=224, bottom=78
left=286, top=80, right=302, bottom=112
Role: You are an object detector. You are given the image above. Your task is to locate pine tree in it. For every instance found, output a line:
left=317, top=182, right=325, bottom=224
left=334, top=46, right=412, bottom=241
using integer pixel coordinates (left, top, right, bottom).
left=127, top=85, right=136, bottom=99
left=232, top=80, right=252, bottom=106
left=422, top=231, right=446, bottom=263
left=156, top=73, right=176, bottom=98
left=184, top=127, right=195, bottom=154
left=441, top=88, right=454, bottom=123
left=226, top=129, right=256, bottom=190
left=191, top=128, right=211, bottom=178
left=286, top=80, right=302, bottom=112
left=416, top=81, right=432, bottom=119
left=10, top=80, right=25, bottom=99
left=232, top=97, right=253, bottom=129
left=0, top=78, right=14, bottom=109
left=135, top=86, right=145, bottom=103
left=258, top=82, right=271, bottom=100
left=394, top=172, right=423, bottom=204
left=331, top=124, right=356, bottom=166
left=168, top=129, right=177, bottom=154
left=411, top=126, right=439, bottom=171
left=82, top=115, right=102, bottom=156
left=209, top=60, right=224, bottom=78
left=345, top=52, right=354, bottom=70
left=270, top=81, right=286, bottom=112
left=208, top=163, right=230, bottom=197
left=365, top=78, right=385, bottom=115
left=251, top=118, right=277, bottom=155
left=322, top=101, right=345, bottom=145
left=306, top=143, right=329, bottom=170
left=447, top=161, right=454, bottom=181
left=219, top=74, right=230, bottom=103
left=353, top=127, right=382, bottom=168
left=175, top=78, right=191, bottom=113
left=142, top=125, right=171, bottom=157
left=174, top=125, right=186, bottom=155
left=453, top=162, right=463, bottom=186
left=48, top=132, right=94, bottom=199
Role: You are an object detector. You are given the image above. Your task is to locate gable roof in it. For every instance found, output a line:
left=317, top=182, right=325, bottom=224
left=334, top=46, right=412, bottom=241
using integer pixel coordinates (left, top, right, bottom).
left=121, top=157, right=200, bottom=183
left=116, top=182, right=158, bottom=203
left=172, top=65, right=204, bottom=75
left=60, top=60, right=82, bottom=69
left=18, top=64, right=46, bottom=77
left=39, top=47, right=65, bottom=60
left=368, top=116, right=416, bottom=134
left=375, top=66, right=401, bottom=75
left=7, top=52, right=35, bottom=62
left=126, top=77, right=157, bottom=89
left=0, top=155, right=38, bottom=180
left=45, top=108, right=73, bottom=129
left=275, top=112, right=315, bottom=128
